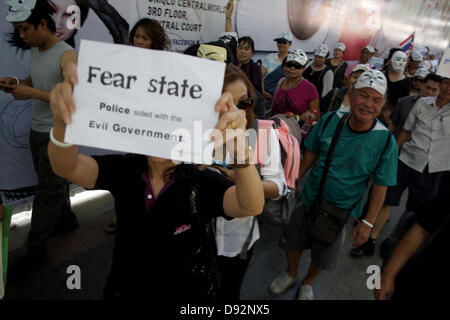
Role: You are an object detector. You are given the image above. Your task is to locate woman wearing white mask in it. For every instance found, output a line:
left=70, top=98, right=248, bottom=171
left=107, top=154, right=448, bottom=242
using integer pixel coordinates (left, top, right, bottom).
left=385, top=49, right=411, bottom=109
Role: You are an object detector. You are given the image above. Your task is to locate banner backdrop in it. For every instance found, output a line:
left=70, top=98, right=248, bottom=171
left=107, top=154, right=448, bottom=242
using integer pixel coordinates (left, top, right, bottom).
left=0, top=0, right=449, bottom=205
left=136, top=0, right=226, bottom=52
left=234, top=0, right=450, bottom=60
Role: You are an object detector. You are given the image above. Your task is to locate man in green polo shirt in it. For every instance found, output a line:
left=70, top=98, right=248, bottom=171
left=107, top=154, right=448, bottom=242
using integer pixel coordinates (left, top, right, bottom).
left=269, top=69, right=398, bottom=300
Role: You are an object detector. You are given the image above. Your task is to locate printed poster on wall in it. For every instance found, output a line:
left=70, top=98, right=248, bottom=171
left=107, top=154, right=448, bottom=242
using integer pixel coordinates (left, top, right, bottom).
left=137, top=0, right=227, bottom=52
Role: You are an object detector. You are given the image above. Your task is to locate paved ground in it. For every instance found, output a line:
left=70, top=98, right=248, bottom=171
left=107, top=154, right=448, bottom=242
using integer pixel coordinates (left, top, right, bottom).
left=3, top=186, right=407, bottom=300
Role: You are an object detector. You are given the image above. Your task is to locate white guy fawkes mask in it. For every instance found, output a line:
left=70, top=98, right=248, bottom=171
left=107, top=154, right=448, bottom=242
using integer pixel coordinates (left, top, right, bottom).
left=391, top=51, right=407, bottom=73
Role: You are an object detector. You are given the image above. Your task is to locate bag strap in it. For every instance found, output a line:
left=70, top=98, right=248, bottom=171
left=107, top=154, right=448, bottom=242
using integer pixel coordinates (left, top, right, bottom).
left=317, top=113, right=350, bottom=198
left=239, top=217, right=257, bottom=260
left=189, top=182, right=221, bottom=294
left=321, top=111, right=336, bottom=135
left=274, top=77, right=286, bottom=96
left=333, top=61, right=344, bottom=75
left=327, top=88, right=340, bottom=113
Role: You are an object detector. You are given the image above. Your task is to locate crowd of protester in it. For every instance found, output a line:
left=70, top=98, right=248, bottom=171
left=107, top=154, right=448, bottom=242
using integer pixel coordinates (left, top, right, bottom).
left=0, top=0, right=449, bottom=301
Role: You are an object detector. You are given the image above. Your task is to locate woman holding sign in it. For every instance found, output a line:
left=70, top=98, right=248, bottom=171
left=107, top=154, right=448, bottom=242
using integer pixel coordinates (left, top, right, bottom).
left=104, top=18, right=169, bottom=234
left=47, top=63, right=264, bottom=301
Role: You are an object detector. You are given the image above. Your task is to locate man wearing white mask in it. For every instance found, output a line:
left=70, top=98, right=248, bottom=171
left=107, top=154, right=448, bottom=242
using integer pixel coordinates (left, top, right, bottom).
left=303, top=44, right=334, bottom=97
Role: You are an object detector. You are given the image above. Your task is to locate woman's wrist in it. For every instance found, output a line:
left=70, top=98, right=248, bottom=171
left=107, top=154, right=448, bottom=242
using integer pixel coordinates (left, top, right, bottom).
left=232, top=145, right=252, bottom=168
left=50, top=127, right=74, bottom=148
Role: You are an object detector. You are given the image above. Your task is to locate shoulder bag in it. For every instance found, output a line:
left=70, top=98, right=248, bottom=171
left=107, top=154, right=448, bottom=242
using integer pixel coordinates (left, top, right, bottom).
left=303, top=113, right=352, bottom=245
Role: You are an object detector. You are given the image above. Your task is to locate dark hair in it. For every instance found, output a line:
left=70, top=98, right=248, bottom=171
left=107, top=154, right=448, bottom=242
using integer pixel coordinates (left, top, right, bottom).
left=423, top=73, right=443, bottom=84
left=238, top=36, right=255, bottom=53
left=388, top=48, right=403, bottom=60
left=184, top=43, right=201, bottom=56
left=128, top=18, right=169, bottom=50
left=131, top=154, right=195, bottom=183
left=223, top=64, right=257, bottom=129
left=26, top=0, right=56, bottom=32
left=8, top=28, right=30, bottom=50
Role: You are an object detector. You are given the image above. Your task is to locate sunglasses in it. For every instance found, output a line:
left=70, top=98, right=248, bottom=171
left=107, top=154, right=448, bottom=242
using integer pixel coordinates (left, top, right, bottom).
left=277, top=40, right=288, bottom=44
left=284, top=62, right=303, bottom=69
left=237, top=98, right=253, bottom=110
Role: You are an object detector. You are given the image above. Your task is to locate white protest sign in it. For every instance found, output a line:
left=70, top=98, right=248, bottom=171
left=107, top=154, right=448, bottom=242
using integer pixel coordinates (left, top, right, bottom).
left=436, top=46, right=450, bottom=78
left=66, top=39, right=225, bottom=164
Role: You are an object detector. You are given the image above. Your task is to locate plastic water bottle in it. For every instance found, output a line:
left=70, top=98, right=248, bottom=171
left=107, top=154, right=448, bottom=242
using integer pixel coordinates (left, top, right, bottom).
left=300, top=109, right=318, bottom=137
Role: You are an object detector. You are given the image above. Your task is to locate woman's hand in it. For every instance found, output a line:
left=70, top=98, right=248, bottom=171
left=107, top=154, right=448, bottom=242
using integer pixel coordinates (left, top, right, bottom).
left=225, top=0, right=234, bottom=18
left=212, top=92, right=248, bottom=164
left=50, top=63, right=78, bottom=126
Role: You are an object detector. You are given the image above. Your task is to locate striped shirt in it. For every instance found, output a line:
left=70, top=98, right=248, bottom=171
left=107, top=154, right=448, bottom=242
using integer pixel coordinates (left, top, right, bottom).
left=401, top=96, right=450, bottom=173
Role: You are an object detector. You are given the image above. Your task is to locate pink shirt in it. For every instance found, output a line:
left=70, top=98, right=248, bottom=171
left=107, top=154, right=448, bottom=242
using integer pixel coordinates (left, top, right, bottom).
left=271, top=78, right=319, bottom=116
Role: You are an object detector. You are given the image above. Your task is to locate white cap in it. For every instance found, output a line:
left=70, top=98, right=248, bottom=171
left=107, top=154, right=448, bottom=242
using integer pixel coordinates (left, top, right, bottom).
left=274, top=31, right=293, bottom=42
left=410, top=50, right=423, bottom=62
left=314, top=44, right=329, bottom=57
left=336, top=42, right=346, bottom=51
left=354, top=69, right=387, bottom=96
left=413, top=67, right=429, bottom=78
left=351, top=64, right=370, bottom=74
left=286, top=49, right=308, bottom=66
left=364, top=45, right=375, bottom=53
left=419, top=59, right=432, bottom=70
left=5, top=0, right=36, bottom=22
